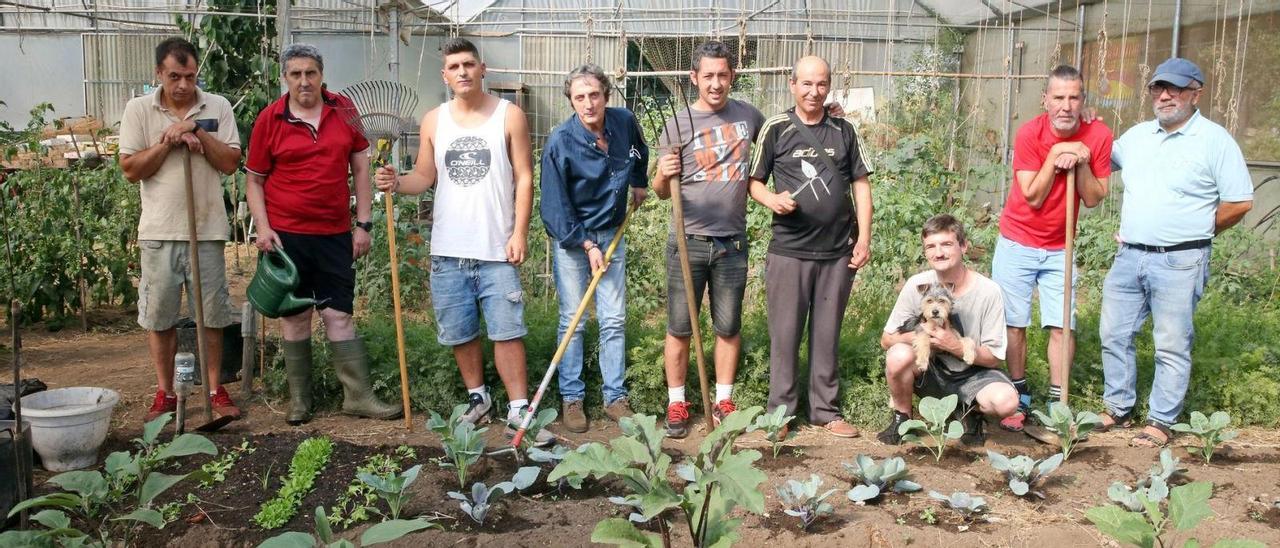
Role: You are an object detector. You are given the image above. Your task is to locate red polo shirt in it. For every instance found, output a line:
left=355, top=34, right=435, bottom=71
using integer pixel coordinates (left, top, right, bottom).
left=245, top=90, right=370, bottom=235
left=1000, top=113, right=1113, bottom=250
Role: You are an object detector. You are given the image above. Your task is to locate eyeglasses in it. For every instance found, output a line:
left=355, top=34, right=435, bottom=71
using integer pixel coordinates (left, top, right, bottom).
left=1147, top=83, right=1201, bottom=96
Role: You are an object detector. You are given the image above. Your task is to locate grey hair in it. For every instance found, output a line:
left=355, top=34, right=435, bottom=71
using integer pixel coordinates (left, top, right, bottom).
left=562, top=63, right=612, bottom=101
left=281, top=43, right=324, bottom=72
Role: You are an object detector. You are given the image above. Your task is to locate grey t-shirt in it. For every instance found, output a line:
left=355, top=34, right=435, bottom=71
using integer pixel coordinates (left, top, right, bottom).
left=658, top=99, right=765, bottom=237
left=882, top=269, right=1007, bottom=375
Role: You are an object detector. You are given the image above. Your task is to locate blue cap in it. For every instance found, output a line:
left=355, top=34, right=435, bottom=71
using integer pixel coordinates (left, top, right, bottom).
left=1149, top=58, right=1204, bottom=88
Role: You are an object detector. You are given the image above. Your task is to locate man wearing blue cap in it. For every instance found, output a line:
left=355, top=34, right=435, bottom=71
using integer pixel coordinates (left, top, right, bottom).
left=1098, top=58, right=1253, bottom=448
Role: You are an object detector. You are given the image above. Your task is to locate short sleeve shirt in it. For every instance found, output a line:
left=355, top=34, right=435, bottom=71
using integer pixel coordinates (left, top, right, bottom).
left=244, top=90, right=370, bottom=235
left=883, top=270, right=1008, bottom=375
left=748, top=109, right=872, bottom=260
left=1112, top=110, right=1253, bottom=246
left=1002, top=114, right=1113, bottom=249
left=658, top=99, right=764, bottom=237
left=119, top=89, right=240, bottom=241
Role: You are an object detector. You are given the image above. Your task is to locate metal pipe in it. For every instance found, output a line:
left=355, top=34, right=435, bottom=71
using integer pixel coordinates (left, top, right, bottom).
left=1075, top=3, right=1085, bottom=69
left=389, top=1, right=399, bottom=81
left=1171, top=0, right=1183, bottom=56
left=1001, top=16, right=1017, bottom=202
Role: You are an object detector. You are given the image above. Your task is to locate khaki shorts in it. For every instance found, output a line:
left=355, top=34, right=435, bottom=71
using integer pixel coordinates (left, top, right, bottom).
left=137, top=240, right=234, bottom=331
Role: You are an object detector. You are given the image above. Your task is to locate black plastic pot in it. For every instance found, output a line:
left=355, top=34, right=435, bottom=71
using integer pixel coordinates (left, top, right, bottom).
left=0, top=420, right=33, bottom=531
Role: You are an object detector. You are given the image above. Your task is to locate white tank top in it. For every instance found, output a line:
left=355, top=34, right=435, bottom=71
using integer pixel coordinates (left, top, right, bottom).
left=431, top=98, right=515, bottom=261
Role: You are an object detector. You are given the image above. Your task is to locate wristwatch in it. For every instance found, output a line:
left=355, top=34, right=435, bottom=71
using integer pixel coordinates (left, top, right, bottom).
left=355, top=221, right=374, bottom=232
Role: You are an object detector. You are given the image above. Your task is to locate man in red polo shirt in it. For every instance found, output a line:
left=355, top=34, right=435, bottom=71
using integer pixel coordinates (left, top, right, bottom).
left=245, top=43, right=400, bottom=424
left=993, top=64, right=1112, bottom=431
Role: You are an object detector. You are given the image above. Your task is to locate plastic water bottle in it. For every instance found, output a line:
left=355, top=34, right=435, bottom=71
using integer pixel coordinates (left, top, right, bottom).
left=174, top=352, right=195, bottom=432
left=174, top=352, right=196, bottom=394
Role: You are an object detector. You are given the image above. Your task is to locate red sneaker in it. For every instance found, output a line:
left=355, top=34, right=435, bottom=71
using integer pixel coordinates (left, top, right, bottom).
left=145, top=390, right=176, bottom=422
left=666, top=401, right=692, bottom=439
left=712, top=398, right=737, bottom=427
left=209, top=386, right=242, bottom=420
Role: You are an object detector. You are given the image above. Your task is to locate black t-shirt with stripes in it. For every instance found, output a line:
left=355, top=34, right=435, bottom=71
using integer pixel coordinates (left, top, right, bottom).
left=749, top=108, right=872, bottom=260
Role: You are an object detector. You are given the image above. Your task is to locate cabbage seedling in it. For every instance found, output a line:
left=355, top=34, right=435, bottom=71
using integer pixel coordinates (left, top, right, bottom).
left=844, top=455, right=922, bottom=503
left=898, top=395, right=963, bottom=462
left=986, top=450, right=1063, bottom=499
left=1170, top=411, right=1237, bottom=464
left=776, top=474, right=837, bottom=530
left=1030, top=402, right=1101, bottom=460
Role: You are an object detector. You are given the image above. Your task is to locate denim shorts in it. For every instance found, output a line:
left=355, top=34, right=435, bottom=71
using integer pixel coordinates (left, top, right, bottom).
left=991, top=235, right=1077, bottom=329
left=429, top=256, right=527, bottom=346
left=665, top=234, right=748, bottom=337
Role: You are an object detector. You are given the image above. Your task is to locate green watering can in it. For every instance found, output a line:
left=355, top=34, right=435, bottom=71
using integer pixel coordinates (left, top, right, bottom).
left=247, top=249, right=320, bottom=318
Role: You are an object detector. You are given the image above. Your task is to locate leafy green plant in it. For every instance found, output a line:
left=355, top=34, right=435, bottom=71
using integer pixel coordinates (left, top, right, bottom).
left=447, top=467, right=539, bottom=525
left=0, top=413, right=216, bottom=547
left=1143, top=448, right=1187, bottom=487
left=357, top=465, right=423, bottom=521
left=527, top=445, right=570, bottom=465
left=843, top=455, right=922, bottom=503
left=200, top=440, right=254, bottom=488
left=928, top=491, right=989, bottom=521
left=776, top=474, right=837, bottom=530
left=1110, top=448, right=1188, bottom=511
left=550, top=409, right=767, bottom=548
left=329, top=447, right=417, bottom=529
left=514, top=407, right=558, bottom=450
left=254, top=437, right=335, bottom=529
left=1088, top=481, right=1264, bottom=548
left=426, top=404, right=489, bottom=490
left=1171, top=411, right=1238, bottom=464
left=898, top=395, right=963, bottom=462
left=751, top=404, right=795, bottom=458
left=986, top=450, right=1064, bottom=499
left=1031, top=402, right=1102, bottom=460
left=258, top=505, right=438, bottom=548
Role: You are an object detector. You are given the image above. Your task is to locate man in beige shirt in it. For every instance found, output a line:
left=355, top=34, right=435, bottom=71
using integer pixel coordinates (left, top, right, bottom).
left=119, top=37, right=243, bottom=422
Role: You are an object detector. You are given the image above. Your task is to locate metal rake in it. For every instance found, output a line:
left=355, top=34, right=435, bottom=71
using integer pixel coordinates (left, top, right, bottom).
left=337, top=79, right=419, bottom=430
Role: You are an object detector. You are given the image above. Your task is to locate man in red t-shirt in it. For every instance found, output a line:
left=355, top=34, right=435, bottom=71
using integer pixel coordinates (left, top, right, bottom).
left=992, top=64, right=1112, bottom=431
left=245, top=43, right=399, bottom=424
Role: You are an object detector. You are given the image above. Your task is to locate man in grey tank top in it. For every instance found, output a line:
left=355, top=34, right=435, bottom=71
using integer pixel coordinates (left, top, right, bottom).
left=375, top=38, right=553, bottom=447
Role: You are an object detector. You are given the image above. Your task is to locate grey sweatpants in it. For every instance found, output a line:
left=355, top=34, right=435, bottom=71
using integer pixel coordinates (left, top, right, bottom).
left=765, top=252, right=855, bottom=424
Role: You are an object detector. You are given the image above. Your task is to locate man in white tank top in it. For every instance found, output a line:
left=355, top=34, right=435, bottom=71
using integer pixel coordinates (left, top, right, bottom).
left=375, top=38, right=552, bottom=446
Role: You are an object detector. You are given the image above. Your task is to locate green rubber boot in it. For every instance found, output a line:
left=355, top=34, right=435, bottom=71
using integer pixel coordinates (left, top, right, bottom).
left=330, top=337, right=402, bottom=420
left=282, top=339, right=314, bottom=425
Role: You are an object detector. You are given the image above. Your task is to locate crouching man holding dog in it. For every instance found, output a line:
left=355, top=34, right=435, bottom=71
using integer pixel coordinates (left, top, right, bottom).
left=878, top=214, right=1017, bottom=447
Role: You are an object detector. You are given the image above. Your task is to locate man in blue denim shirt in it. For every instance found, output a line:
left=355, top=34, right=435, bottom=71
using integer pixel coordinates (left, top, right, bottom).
left=1099, top=58, right=1253, bottom=448
left=540, top=64, right=649, bottom=432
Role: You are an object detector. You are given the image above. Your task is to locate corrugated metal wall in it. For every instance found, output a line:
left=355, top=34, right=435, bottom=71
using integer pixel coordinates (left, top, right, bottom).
left=518, top=34, right=623, bottom=149
left=753, top=38, right=865, bottom=115
left=82, top=33, right=162, bottom=125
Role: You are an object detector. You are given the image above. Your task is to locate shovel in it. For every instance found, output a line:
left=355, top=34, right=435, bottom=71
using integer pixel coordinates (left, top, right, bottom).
left=511, top=203, right=639, bottom=448
left=1025, top=168, right=1078, bottom=446
left=180, top=150, right=234, bottom=434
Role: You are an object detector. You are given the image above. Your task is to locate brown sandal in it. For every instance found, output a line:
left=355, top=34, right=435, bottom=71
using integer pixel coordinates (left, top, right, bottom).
left=1129, top=422, right=1171, bottom=448
left=1098, top=411, right=1133, bottom=433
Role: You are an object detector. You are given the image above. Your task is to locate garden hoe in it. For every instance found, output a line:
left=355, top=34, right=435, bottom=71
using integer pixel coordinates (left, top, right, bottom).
left=181, top=150, right=233, bottom=434
left=511, top=204, right=641, bottom=451
left=1024, top=169, right=1078, bottom=447
left=338, top=80, right=420, bottom=430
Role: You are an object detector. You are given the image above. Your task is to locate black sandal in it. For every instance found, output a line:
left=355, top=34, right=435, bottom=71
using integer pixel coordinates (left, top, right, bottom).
left=1098, top=410, right=1133, bottom=433
left=1129, top=422, right=1172, bottom=448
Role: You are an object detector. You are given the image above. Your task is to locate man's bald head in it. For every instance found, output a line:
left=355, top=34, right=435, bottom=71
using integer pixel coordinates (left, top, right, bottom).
left=790, top=55, right=831, bottom=83
left=789, top=55, right=832, bottom=117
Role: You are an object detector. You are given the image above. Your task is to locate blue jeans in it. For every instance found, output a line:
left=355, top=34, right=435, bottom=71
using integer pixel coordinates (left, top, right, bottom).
left=429, top=257, right=527, bottom=346
left=1100, top=244, right=1210, bottom=426
left=991, top=236, right=1076, bottom=329
left=553, top=227, right=627, bottom=404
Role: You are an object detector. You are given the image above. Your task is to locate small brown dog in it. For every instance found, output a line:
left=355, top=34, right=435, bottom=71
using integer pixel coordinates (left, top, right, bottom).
left=907, top=282, right=976, bottom=372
